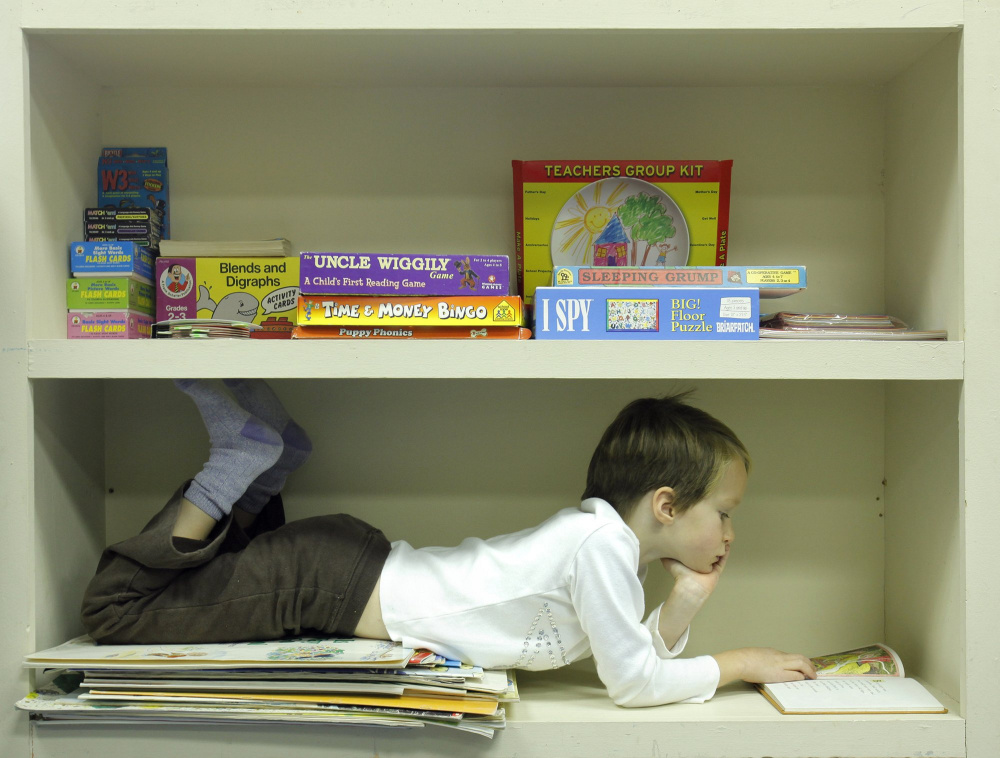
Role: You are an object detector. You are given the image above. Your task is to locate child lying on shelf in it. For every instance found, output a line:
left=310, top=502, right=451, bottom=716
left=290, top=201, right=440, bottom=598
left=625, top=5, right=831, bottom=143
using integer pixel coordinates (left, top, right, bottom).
left=81, top=380, right=815, bottom=707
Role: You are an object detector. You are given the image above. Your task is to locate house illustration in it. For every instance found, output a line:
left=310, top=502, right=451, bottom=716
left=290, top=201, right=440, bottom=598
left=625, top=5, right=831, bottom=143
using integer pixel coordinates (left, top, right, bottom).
left=593, top=213, right=630, bottom=266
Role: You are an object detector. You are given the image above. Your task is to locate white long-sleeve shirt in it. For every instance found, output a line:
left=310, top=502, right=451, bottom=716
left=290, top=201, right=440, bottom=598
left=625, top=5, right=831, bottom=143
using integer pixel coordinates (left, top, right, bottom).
left=379, top=497, right=721, bottom=707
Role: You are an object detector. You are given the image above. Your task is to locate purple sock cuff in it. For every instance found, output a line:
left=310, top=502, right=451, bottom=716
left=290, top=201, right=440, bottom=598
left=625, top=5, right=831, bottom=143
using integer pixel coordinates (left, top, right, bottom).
left=281, top=421, right=313, bottom=452
left=240, top=417, right=283, bottom=446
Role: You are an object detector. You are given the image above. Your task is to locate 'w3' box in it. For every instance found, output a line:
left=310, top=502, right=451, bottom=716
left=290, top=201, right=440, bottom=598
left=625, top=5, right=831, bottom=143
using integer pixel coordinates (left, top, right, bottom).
left=533, top=286, right=758, bottom=340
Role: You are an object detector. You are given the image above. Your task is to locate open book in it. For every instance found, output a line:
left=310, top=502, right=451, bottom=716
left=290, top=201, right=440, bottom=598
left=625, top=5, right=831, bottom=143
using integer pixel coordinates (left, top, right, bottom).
left=758, top=643, right=947, bottom=715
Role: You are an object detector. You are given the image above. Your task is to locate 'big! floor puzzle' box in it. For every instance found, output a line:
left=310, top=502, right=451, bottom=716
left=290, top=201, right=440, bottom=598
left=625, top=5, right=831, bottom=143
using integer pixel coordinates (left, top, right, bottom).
left=513, top=160, right=733, bottom=307
left=156, top=257, right=300, bottom=335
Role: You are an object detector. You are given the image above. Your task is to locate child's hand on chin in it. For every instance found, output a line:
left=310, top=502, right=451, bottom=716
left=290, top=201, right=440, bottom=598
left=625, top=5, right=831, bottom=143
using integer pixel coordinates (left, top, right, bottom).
left=661, top=546, right=729, bottom=600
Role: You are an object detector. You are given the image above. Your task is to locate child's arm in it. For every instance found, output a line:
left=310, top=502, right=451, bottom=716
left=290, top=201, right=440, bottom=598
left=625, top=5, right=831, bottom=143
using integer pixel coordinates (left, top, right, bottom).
left=656, top=550, right=817, bottom=686
left=656, top=551, right=728, bottom=648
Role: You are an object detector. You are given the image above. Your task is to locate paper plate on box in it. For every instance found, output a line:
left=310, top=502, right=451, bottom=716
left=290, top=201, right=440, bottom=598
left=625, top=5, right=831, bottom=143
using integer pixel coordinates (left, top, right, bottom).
left=550, top=177, right=690, bottom=268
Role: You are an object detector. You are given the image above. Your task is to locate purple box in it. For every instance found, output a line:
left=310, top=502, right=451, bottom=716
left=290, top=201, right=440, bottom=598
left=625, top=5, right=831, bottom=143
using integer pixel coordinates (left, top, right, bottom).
left=299, top=252, right=510, bottom=296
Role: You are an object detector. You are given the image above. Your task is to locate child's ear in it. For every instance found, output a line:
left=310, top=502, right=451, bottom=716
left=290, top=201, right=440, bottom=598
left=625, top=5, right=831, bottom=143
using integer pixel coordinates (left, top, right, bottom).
left=651, top=487, right=678, bottom=525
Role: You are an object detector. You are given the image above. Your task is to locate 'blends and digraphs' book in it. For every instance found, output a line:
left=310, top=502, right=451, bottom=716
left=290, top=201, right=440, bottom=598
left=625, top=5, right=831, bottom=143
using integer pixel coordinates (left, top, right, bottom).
left=297, top=295, right=524, bottom=328
left=533, top=286, right=758, bottom=340
left=758, top=643, right=948, bottom=715
left=552, top=265, right=806, bottom=299
left=512, top=159, right=733, bottom=307
left=155, top=257, right=300, bottom=338
left=298, top=252, right=511, bottom=297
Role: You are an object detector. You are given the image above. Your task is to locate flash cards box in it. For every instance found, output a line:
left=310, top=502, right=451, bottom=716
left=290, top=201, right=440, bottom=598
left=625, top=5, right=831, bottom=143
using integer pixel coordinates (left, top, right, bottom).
left=533, top=286, right=759, bottom=340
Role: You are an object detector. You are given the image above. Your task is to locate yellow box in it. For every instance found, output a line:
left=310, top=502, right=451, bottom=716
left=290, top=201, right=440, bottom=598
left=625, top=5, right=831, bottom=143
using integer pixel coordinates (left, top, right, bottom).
left=298, top=295, right=523, bottom=327
left=156, top=257, right=299, bottom=332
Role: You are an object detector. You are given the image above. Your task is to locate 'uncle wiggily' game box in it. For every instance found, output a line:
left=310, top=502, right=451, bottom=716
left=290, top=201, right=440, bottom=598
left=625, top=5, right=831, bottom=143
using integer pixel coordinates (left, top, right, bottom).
left=513, top=160, right=733, bottom=307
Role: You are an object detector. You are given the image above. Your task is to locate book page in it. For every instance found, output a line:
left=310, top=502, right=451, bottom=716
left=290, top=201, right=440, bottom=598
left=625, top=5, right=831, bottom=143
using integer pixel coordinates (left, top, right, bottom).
left=812, top=643, right=904, bottom=678
left=762, top=678, right=946, bottom=714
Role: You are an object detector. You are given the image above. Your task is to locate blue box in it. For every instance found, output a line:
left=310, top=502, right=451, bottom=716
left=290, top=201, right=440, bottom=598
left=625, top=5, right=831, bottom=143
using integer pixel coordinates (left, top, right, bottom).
left=69, top=241, right=154, bottom=283
left=533, top=286, right=759, bottom=340
left=98, top=147, right=170, bottom=239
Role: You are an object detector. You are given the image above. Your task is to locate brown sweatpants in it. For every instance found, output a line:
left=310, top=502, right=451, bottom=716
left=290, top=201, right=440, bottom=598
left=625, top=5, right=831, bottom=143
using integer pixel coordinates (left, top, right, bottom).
left=81, top=483, right=390, bottom=644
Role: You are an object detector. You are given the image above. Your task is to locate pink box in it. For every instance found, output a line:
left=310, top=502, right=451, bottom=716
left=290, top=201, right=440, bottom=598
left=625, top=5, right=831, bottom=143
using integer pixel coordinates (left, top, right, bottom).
left=67, top=310, right=153, bottom=339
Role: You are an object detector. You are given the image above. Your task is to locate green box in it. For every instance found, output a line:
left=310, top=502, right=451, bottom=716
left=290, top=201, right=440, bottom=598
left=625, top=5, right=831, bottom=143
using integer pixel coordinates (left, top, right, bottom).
left=66, top=277, right=154, bottom=315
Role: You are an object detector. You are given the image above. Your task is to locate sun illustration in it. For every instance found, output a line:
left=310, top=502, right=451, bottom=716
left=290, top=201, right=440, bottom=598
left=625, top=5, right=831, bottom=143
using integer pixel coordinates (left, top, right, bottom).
left=552, top=179, right=630, bottom=262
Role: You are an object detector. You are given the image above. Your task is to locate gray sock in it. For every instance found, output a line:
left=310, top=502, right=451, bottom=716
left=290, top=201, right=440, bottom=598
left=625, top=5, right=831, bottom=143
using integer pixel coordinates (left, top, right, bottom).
left=175, top=379, right=283, bottom=520
left=223, top=379, right=313, bottom=514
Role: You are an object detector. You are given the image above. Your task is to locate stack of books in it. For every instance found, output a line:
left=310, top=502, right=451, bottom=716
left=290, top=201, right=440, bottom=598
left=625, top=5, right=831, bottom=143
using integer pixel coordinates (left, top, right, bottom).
left=532, top=265, right=807, bottom=341
left=159, top=238, right=293, bottom=258
left=294, top=252, right=530, bottom=340
left=18, top=636, right=515, bottom=737
left=66, top=241, right=155, bottom=339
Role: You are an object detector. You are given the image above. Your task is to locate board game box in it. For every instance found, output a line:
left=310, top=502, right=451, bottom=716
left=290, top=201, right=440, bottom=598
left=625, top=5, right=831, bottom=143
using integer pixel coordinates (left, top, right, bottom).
left=553, top=265, right=806, bottom=298
left=155, top=257, right=300, bottom=334
left=533, top=285, right=758, bottom=340
left=297, top=295, right=523, bottom=328
left=299, top=252, right=511, bottom=296
left=513, top=160, right=733, bottom=306
left=292, top=325, right=532, bottom=339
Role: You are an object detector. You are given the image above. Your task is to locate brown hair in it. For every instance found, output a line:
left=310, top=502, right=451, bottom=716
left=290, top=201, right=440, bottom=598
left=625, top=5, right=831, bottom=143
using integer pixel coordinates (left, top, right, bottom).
left=582, top=393, right=751, bottom=521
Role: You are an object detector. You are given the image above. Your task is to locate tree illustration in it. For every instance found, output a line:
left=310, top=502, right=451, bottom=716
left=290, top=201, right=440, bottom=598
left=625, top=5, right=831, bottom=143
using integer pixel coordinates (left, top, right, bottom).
left=617, top=193, right=677, bottom=265
left=635, top=213, right=677, bottom=265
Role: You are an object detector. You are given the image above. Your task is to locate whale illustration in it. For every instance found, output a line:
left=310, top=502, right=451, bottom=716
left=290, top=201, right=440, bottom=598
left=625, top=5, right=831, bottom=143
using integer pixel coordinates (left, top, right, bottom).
left=197, top=285, right=260, bottom=322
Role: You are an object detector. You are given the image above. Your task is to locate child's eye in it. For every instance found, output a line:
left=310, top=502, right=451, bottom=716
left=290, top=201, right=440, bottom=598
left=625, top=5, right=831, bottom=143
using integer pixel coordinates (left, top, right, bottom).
left=720, top=512, right=730, bottom=520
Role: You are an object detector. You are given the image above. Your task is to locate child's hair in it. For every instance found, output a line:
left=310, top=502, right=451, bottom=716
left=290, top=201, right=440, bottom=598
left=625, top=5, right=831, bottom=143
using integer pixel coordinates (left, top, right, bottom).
left=582, top=392, right=751, bottom=521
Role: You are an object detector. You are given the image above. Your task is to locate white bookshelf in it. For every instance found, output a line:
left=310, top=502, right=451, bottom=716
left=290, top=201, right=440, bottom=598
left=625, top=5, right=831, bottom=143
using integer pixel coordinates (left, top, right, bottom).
left=3, top=2, right=999, bottom=757
left=25, top=339, right=966, bottom=380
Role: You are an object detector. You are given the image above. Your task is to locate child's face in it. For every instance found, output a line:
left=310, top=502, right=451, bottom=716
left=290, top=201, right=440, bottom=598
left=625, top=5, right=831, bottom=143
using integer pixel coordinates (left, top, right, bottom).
left=666, top=459, right=746, bottom=573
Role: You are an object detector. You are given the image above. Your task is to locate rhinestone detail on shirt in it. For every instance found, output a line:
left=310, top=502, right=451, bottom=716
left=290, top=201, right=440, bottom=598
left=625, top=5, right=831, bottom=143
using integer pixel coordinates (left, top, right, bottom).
left=510, top=602, right=568, bottom=669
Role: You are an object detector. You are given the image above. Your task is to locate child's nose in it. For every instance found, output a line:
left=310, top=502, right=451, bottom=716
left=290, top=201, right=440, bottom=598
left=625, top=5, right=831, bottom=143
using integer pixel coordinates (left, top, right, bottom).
left=724, top=523, right=735, bottom=545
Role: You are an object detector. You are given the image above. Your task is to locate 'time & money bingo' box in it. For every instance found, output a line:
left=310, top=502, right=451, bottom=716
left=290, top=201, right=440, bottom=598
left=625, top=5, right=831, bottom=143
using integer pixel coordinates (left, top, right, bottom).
left=513, top=160, right=732, bottom=306
left=156, top=257, right=300, bottom=332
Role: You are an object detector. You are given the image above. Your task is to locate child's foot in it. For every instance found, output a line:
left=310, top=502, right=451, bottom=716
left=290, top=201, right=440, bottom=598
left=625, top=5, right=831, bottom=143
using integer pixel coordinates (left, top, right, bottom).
left=174, top=379, right=283, bottom=520
left=222, top=379, right=313, bottom=513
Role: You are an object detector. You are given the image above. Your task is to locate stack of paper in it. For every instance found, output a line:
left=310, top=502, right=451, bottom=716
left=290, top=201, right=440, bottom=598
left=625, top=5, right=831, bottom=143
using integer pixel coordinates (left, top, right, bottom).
left=18, top=636, right=515, bottom=737
left=759, top=312, right=947, bottom=340
left=153, top=318, right=261, bottom=339
left=158, top=239, right=293, bottom=257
